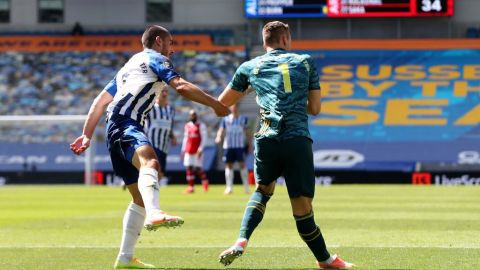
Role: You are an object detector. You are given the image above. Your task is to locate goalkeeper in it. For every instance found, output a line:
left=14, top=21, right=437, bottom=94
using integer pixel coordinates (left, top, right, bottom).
left=217, top=21, right=354, bottom=269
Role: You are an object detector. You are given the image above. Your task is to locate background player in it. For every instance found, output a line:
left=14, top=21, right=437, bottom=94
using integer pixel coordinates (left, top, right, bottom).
left=70, top=25, right=229, bottom=269
left=216, top=21, right=354, bottom=269
left=215, top=103, right=251, bottom=195
left=144, top=85, right=176, bottom=186
left=181, top=109, right=210, bottom=193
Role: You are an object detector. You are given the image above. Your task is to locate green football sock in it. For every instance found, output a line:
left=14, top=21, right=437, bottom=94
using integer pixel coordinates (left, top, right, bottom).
left=239, top=191, right=271, bottom=239
left=294, top=211, right=330, bottom=262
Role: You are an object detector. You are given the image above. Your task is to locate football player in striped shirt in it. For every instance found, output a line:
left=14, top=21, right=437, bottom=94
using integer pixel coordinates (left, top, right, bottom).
left=144, top=85, right=176, bottom=186
left=215, top=104, right=251, bottom=195
left=70, top=25, right=229, bottom=269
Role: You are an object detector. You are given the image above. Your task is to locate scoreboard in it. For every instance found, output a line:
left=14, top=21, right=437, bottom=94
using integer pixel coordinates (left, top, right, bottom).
left=245, top=0, right=454, bottom=18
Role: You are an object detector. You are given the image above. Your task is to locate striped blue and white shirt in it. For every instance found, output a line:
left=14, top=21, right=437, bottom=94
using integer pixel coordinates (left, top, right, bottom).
left=221, top=115, right=248, bottom=149
left=144, top=104, right=175, bottom=154
left=105, top=49, right=179, bottom=125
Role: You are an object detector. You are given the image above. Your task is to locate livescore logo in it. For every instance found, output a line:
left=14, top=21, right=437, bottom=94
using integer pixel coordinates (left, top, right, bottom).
left=412, top=172, right=432, bottom=185
left=412, top=172, right=480, bottom=185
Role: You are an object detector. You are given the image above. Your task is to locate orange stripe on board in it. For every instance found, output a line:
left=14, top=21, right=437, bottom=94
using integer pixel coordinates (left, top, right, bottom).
left=292, top=39, right=480, bottom=50
left=0, top=35, right=244, bottom=52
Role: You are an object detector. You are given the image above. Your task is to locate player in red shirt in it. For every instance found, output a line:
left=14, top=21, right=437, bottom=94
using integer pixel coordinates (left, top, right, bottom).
left=181, top=110, right=209, bottom=193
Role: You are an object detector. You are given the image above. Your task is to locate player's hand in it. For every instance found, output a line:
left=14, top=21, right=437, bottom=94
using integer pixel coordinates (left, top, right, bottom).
left=197, top=149, right=203, bottom=158
left=214, top=136, right=221, bottom=144
left=171, top=136, right=177, bottom=146
left=181, top=151, right=185, bottom=160
left=212, top=101, right=230, bottom=117
left=70, top=135, right=91, bottom=155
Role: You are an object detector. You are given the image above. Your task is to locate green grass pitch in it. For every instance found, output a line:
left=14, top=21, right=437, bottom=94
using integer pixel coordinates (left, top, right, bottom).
left=0, top=184, right=479, bottom=269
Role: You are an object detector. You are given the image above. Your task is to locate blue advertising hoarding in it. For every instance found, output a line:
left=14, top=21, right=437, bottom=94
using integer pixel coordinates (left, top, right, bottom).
left=306, top=49, right=480, bottom=170
left=0, top=143, right=217, bottom=172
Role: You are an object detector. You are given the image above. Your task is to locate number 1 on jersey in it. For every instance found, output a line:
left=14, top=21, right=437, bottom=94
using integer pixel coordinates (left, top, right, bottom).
left=278, top=63, right=292, bottom=93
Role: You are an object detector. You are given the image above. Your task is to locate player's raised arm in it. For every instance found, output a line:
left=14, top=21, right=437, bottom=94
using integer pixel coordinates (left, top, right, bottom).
left=168, top=77, right=230, bottom=117
left=70, top=90, right=113, bottom=155
left=218, top=87, right=245, bottom=107
left=218, top=62, right=251, bottom=107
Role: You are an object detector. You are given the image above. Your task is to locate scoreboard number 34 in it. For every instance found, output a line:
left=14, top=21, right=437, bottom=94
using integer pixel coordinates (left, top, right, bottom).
left=421, top=0, right=443, bottom=12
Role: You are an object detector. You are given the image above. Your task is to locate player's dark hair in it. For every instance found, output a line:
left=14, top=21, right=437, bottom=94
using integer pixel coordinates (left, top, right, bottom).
left=142, top=25, right=170, bottom=48
left=262, top=21, right=290, bottom=46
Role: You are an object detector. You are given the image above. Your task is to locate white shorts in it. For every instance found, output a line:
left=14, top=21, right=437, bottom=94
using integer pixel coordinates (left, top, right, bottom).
left=183, top=153, right=203, bottom=168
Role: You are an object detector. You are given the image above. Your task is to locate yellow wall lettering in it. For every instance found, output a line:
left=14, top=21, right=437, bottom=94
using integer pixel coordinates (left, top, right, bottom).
left=357, top=81, right=396, bottom=97
left=313, top=99, right=378, bottom=126
left=384, top=99, right=448, bottom=125
left=321, top=82, right=354, bottom=97
left=411, top=81, right=449, bottom=97
left=454, top=81, right=480, bottom=97
left=455, top=104, right=480, bottom=125
left=464, top=65, right=480, bottom=80
left=429, top=65, right=460, bottom=80
left=394, top=65, right=426, bottom=80
left=357, top=65, right=392, bottom=80
left=320, top=65, right=353, bottom=80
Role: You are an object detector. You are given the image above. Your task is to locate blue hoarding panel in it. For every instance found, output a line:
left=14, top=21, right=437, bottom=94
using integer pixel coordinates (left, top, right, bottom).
left=0, top=143, right=217, bottom=172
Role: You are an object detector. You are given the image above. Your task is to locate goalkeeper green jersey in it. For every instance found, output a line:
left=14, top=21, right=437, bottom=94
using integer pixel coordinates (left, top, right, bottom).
left=227, top=48, right=320, bottom=141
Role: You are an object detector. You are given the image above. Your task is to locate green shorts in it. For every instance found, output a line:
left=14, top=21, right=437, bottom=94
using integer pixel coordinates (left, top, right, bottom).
left=254, top=136, right=315, bottom=198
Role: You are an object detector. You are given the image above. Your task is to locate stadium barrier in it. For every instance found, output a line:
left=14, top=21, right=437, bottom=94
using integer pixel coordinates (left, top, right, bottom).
left=3, top=170, right=480, bottom=186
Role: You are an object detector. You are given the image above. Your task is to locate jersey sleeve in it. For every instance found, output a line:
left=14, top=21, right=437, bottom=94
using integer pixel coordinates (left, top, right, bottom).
left=103, top=77, right=117, bottom=96
left=227, top=62, right=250, bottom=93
left=306, top=56, right=320, bottom=91
left=149, top=54, right=179, bottom=83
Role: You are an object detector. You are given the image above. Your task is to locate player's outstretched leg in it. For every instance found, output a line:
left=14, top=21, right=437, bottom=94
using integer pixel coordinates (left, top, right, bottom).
left=219, top=190, right=271, bottom=266
left=144, top=210, right=184, bottom=231
left=138, top=168, right=184, bottom=230
left=294, top=211, right=354, bottom=269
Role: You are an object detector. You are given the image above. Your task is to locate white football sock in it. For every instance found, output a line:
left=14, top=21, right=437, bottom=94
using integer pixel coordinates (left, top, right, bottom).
left=322, top=254, right=337, bottom=264
left=225, top=167, right=234, bottom=189
left=117, top=202, right=146, bottom=263
left=138, top=167, right=160, bottom=216
left=240, top=167, right=249, bottom=193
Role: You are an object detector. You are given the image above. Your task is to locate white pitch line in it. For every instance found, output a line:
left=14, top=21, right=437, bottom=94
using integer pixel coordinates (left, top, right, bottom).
left=0, top=245, right=479, bottom=249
